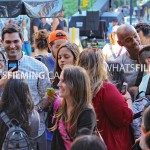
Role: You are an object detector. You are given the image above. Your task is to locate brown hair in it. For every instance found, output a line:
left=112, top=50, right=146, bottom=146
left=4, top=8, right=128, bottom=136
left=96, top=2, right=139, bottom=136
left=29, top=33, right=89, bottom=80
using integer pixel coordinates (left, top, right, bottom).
left=33, top=29, right=49, bottom=50
left=138, top=45, right=150, bottom=64
left=2, top=24, right=22, bottom=40
left=52, top=42, right=80, bottom=89
left=51, top=65, right=93, bottom=139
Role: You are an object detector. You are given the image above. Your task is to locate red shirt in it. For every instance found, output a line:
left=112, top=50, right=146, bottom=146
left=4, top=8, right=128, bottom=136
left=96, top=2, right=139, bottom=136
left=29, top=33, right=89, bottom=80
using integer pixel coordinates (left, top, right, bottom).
left=93, top=82, right=133, bottom=150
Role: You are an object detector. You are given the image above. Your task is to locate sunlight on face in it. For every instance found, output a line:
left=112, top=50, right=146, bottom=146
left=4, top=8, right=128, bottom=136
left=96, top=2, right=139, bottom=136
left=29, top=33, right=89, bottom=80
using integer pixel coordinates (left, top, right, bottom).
left=58, top=47, right=75, bottom=69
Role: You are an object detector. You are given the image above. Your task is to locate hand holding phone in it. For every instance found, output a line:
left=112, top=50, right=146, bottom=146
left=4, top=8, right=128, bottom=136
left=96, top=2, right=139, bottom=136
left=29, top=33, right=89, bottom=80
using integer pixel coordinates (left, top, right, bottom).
left=8, top=60, right=18, bottom=72
left=121, top=82, right=128, bottom=95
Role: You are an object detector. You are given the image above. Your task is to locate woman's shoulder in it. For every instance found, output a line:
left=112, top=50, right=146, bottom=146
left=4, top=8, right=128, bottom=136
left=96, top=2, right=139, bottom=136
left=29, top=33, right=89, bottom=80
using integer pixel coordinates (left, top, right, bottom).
left=102, top=81, right=116, bottom=90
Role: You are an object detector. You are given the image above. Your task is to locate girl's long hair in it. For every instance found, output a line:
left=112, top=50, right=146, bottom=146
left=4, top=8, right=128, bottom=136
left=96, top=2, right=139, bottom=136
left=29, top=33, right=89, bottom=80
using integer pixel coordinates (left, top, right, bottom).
left=51, top=65, right=92, bottom=139
left=52, top=42, right=80, bottom=89
left=0, top=79, right=34, bottom=134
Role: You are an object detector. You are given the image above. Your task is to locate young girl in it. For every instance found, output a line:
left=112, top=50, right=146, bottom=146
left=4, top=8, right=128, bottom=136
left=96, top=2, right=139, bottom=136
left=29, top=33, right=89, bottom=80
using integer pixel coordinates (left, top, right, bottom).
left=52, top=42, right=80, bottom=89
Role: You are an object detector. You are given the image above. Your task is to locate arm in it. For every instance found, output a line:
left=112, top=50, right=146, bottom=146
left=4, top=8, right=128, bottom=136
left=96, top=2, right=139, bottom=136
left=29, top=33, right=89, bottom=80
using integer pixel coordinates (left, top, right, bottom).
left=51, top=18, right=59, bottom=31
left=33, top=18, right=40, bottom=33
left=122, top=91, right=133, bottom=110
left=102, top=83, right=133, bottom=127
left=76, top=108, right=96, bottom=137
left=63, top=20, right=68, bottom=32
left=34, top=66, right=51, bottom=111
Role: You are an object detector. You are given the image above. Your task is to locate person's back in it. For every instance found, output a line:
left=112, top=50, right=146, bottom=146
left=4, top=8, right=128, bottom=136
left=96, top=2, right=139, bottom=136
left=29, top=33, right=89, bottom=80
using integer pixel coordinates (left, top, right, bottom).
left=33, top=29, right=54, bottom=78
left=0, top=79, right=40, bottom=149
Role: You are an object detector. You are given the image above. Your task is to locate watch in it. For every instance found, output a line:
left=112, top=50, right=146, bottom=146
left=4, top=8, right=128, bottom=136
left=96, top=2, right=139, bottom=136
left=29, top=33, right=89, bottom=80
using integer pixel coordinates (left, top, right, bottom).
left=37, top=105, right=43, bottom=113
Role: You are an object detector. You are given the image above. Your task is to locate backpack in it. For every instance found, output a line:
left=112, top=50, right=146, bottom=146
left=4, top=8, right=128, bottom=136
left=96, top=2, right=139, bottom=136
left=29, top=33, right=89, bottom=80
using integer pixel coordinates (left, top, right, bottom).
left=132, top=97, right=150, bottom=140
left=0, top=112, right=33, bottom=150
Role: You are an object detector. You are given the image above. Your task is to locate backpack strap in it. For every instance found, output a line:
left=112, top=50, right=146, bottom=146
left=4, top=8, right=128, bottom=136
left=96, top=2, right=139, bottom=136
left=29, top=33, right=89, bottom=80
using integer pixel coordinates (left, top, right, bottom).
left=134, top=67, right=144, bottom=86
left=145, top=77, right=150, bottom=95
left=0, top=112, right=13, bottom=128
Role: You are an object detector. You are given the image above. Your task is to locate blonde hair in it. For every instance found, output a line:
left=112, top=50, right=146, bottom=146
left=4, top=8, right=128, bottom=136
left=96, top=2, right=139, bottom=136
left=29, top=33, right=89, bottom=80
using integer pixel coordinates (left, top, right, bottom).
left=108, top=32, right=116, bottom=45
left=78, top=49, right=108, bottom=97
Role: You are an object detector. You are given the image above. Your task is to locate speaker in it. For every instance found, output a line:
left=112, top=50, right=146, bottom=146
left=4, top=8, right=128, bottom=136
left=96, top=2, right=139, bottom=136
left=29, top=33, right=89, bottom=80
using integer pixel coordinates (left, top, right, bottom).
left=86, top=11, right=99, bottom=31
left=98, top=20, right=107, bottom=38
left=86, top=20, right=106, bottom=39
left=69, top=16, right=87, bottom=36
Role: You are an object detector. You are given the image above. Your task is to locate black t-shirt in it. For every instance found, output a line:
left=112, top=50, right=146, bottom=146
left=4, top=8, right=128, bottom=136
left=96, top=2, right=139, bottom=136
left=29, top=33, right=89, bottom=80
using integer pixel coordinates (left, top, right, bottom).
left=39, top=23, right=51, bottom=31
left=56, top=18, right=67, bottom=31
left=30, top=18, right=41, bottom=43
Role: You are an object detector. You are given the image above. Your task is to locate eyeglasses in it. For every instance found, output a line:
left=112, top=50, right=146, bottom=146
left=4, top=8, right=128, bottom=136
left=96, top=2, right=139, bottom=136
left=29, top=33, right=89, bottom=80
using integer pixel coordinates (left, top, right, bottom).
left=56, top=32, right=66, bottom=37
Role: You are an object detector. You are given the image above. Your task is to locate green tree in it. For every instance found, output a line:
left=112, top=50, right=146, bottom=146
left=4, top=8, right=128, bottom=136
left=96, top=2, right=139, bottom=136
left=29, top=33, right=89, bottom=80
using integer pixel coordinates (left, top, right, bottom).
left=63, top=0, right=96, bottom=18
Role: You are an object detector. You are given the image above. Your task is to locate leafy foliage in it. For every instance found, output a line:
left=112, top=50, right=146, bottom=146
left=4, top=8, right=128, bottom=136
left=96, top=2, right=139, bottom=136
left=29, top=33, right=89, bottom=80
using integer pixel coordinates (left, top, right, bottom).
left=62, top=0, right=96, bottom=18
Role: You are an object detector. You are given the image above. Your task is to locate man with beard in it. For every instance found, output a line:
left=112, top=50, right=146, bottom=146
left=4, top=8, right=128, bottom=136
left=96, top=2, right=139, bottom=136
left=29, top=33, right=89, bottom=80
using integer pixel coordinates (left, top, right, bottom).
left=113, top=24, right=142, bottom=98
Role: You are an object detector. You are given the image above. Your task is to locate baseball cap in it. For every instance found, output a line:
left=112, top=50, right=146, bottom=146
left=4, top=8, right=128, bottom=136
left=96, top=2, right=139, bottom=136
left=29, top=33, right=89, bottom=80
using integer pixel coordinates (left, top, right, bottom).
left=112, top=18, right=118, bottom=22
left=48, top=30, right=68, bottom=43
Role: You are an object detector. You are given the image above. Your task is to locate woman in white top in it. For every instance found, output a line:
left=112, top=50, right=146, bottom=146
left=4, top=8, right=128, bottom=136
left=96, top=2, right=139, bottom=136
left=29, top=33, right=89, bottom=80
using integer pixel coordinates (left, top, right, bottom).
left=102, top=25, right=126, bottom=61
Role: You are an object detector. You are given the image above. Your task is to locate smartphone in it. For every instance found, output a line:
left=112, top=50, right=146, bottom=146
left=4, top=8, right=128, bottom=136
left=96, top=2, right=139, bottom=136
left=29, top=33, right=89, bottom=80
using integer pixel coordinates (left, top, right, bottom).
left=46, top=88, right=55, bottom=96
left=121, top=82, right=128, bottom=95
left=8, top=60, right=18, bottom=72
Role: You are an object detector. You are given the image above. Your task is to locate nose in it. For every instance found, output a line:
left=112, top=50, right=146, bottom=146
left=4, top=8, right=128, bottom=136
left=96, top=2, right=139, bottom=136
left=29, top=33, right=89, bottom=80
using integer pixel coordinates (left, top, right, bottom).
left=10, top=42, right=15, bottom=48
left=60, top=57, right=65, bottom=62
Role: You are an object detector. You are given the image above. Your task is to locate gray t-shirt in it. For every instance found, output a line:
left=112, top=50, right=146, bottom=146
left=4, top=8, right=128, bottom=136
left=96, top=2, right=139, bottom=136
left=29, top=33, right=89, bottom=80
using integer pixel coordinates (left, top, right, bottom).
left=113, top=53, right=139, bottom=89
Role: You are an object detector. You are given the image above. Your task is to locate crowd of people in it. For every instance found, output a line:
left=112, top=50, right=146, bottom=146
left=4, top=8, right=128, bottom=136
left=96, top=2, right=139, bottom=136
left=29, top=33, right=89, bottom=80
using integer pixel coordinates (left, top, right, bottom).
left=0, top=8, right=150, bottom=150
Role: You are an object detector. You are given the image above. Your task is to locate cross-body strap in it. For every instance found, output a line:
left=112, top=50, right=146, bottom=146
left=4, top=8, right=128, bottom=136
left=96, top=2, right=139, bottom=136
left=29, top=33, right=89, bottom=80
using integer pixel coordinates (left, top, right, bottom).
left=117, top=47, right=123, bottom=57
left=0, top=112, right=13, bottom=128
left=134, top=67, right=144, bottom=86
left=145, top=77, right=150, bottom=95
left=109, top=44, right=117, bottom=59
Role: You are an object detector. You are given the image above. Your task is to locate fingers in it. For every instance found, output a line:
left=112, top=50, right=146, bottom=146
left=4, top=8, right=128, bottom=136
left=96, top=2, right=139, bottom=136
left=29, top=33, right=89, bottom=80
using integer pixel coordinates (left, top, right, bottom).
left=46, top=92, right=57, bottom=104
left=8, top=66, right=16, bottom=72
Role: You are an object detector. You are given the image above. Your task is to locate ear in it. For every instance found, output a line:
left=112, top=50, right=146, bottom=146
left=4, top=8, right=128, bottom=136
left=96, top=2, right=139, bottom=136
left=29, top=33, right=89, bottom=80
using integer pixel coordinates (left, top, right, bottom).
left=117, top=40, right=123, bottom=47
left=21, top=38, right=24, bottom=43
